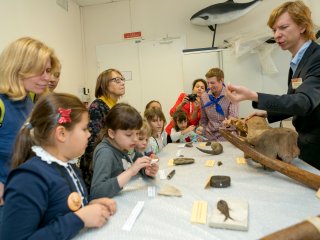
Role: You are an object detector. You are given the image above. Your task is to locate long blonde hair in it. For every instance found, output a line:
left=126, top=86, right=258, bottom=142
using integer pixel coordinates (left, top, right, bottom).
left=0, top=37, right=58, bottom=100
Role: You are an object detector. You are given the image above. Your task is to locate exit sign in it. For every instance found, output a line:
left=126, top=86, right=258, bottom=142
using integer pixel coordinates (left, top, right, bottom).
left=124, top=31, right=142, bottom=39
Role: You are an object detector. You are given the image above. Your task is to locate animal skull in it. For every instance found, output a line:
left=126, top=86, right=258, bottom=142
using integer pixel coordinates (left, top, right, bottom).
left=245, top=116, right=300, bottom=163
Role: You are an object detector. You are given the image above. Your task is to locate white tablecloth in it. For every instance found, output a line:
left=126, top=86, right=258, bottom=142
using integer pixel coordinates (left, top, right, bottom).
left=74, top=142, right=319, bottom=240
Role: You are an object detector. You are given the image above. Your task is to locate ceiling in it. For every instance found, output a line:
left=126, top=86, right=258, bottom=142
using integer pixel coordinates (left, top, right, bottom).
left=73, top=0, right=126, bottom=7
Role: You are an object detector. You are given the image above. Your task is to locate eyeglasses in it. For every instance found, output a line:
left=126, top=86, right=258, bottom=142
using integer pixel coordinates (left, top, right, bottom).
left=110, top=77, right=125, bottom=84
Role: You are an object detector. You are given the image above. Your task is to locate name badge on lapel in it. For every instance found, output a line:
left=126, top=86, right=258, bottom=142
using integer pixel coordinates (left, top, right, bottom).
left=291, top=78, right=303, bottom=89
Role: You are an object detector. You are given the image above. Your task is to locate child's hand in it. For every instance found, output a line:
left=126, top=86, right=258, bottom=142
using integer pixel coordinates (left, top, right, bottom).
left=145, top=163, right=159, bottom=177
left=186, top=125, right=195, bottom=132
left=75, top=203, right=111, bottom=228
left=197, top=137, right=203, bottom=142
left=89, top=198, right=117, bottom=216
left=182, top=95, right=189, bottom=104
left=196, top=126, right=204, bottom=135
left=222, top=118, right=231, bottom=128
left=182, top=125, right=195, bottom=135
left=0, top=182, right=4, bottom=206
left=149, top=153, right=158, bottom=159
left=129, top=156, right=151, bottom=176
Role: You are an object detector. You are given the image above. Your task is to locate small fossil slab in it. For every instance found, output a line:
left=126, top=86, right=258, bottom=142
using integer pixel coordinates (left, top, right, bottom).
left=217, top=200, right=234, bottom=222
left=210, top=175, right=231, bottom=188
left=185, top=143, right=193, bottom=148
left=158, top=184, right=182, bottom=197
left=173, top=157, right=195, bottom=165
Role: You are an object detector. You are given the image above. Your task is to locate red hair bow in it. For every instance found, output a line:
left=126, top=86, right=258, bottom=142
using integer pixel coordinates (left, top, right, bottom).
left=57, top=108, right=72, bottom=124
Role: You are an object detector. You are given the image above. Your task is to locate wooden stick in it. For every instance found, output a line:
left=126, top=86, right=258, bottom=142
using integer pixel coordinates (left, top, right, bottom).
left=260, top=216, right=320, bottom=240
left=219, top=129, right=320, bottom=190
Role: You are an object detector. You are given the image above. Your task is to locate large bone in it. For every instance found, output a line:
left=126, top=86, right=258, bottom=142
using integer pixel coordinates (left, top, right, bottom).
left=260, top=216, right=320, bottom=240
left=219, top=129, right=320, bottom=190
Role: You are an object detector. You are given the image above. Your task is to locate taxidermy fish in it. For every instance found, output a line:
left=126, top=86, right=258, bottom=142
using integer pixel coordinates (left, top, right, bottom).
left=217, top=199, right=234, bottom=221
left=190, top=0, right=263, bottom=26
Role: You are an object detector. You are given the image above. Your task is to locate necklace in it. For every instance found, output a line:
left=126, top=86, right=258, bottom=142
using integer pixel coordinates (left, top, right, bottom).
left=152, top=136, right=160, bottom=150
left=53, top=163, right=88, bottom=211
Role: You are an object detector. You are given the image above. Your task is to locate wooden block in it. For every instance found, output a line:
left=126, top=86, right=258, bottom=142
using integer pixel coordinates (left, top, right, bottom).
left=199, top=142, right=206, bottom=147
left=191, top=200, right=208, bottom=224
left=204, top=176, right=211, bottom=189
left=205, top=160, right=215, bottom=167
left=209, top=198, right=248, bottom=231
left=236, top=157, right=247, bottom=164
left=167, top=159, right=174, bottom=166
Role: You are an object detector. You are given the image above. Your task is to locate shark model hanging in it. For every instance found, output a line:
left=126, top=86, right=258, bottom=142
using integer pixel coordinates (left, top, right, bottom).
left=190, top=0, right=263, bottom=48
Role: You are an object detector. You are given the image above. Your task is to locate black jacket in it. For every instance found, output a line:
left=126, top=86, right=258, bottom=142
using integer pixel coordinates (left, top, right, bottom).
left=253, top=41, right=320, bottom=169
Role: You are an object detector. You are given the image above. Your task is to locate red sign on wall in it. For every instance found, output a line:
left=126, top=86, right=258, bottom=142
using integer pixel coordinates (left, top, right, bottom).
left=124, top=31, right=142, bottom=39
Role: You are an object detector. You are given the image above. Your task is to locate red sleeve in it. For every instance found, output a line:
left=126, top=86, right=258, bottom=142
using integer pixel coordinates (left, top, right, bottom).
left=165, top=120, right=174, bottom=135
left=169, top=93, right=186, bottom=116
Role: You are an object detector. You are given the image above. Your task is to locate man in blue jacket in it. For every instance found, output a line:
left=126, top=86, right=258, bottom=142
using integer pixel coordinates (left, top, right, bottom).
left=225, top=1, right=320, bottom=169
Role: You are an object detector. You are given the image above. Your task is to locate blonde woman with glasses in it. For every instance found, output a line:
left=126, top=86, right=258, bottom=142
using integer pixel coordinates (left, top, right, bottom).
left=80, top=68, right=125, bottom=189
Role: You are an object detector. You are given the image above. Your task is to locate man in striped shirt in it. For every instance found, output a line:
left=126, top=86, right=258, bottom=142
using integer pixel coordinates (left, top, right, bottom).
left=197, top=68, right=239, bottom=141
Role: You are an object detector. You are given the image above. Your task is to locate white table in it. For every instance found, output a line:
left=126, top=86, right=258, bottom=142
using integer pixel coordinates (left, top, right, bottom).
left=74, top=142, right=320, bottom=240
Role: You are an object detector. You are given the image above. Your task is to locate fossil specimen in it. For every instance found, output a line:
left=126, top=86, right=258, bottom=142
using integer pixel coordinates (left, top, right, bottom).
left=210, top=175, right=230, bottom=188
left=185, top=143, right=193, bottom=148
left=226, top=116, right=299, bottom=163
left=220, top=128, right=320, bottom=191
left=245, top=116, right=299, bottom=163
left=217, top=199, right=234, bottom=222
left=196, top=141, right=223, bottom=155
left=173, top=157, right=195, bottom=165
left=157, top=184, right=182, bottom=197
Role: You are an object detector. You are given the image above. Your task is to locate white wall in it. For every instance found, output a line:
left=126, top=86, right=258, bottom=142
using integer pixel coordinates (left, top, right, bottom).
left=96, top=38, right=186, bottom=121
left=1, top=0, right=319, bottom=111
left=0, top=0, right=85, bottom=97
left=81, top=0, right=320, bottom=117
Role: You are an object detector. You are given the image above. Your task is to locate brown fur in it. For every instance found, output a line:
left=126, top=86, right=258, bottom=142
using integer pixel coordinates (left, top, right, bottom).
left=245, top=116, right=300, bottom=163
left=226, top=117, right=247, bottom=137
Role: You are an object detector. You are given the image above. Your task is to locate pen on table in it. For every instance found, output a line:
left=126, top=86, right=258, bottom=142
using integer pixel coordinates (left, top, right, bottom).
left=167, top=169, right=176, bottom=180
